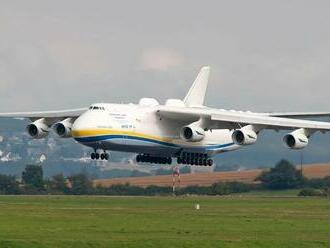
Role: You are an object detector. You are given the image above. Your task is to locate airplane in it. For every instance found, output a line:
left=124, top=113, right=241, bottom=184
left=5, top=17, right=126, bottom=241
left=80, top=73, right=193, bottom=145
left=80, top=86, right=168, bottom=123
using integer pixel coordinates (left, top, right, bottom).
left=1, top=66, right=330, bottom=166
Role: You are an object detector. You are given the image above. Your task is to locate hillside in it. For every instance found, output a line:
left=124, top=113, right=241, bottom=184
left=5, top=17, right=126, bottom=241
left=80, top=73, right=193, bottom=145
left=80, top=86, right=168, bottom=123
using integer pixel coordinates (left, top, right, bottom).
left=94, top=163, right=330, bottom=187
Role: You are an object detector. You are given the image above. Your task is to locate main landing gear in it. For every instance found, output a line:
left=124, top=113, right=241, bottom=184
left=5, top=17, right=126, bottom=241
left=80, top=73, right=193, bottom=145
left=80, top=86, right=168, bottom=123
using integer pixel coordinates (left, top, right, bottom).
left=135, top=153, right=213, bottom=166
left=91, top=151, right=109, bottom=160
left=177, top=152, right=213, bottom=166
left=136, top=154, right=172, bottom=165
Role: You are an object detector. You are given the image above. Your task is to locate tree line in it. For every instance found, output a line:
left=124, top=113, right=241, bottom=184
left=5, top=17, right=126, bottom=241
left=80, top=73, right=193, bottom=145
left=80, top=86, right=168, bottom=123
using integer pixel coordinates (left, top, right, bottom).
left=0, top=160, right=330, bottom=196
left=0, top=164, right=254, bottom=195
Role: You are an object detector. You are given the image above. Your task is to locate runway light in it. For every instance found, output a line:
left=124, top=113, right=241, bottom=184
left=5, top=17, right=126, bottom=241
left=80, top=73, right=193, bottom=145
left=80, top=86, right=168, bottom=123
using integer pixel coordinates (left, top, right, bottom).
left=195, top=204, right=200, bottom=210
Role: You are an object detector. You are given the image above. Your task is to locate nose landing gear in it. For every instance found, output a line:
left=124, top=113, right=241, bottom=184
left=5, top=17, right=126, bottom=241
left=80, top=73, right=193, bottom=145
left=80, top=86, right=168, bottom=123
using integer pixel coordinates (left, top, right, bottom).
left=91, top=151, right=109, bottom=160
left=100, top=153, right=110, bottom=160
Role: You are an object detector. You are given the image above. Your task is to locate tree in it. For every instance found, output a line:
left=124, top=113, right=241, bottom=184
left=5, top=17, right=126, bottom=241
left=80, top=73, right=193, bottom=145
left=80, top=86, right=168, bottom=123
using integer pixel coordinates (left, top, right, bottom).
left=48, top=174, right=68, bottom=194
left=130, top=170, right=151, bottom=177
left=154, top=168, right=172, bottom=175
left=68, top=173, right=92, bottom=195
left=298, top=188, right=325, bottom=197
left=256, top=160, right=305, bottom=190
left=22, top=165, right=44, bottom=190
left=0, top=174, right=20, bottom=194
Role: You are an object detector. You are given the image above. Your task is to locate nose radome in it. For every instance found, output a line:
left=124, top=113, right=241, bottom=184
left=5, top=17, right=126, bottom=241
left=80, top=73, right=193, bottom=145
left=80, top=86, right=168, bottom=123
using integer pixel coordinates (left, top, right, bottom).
left=71, top=112, right=94, bottom=138
left=72, top=111, right=107, bottom=138
left=71, top=118, right=86, bottom=138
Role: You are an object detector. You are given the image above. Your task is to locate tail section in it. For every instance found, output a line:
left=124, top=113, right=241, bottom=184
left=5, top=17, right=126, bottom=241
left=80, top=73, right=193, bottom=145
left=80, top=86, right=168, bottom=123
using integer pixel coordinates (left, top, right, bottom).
left=184, top=66, right=210, bottom=107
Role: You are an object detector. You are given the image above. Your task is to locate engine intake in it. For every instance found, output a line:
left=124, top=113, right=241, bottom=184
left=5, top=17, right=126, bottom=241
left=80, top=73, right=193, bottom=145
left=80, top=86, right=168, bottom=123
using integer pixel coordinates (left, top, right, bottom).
left=180, top=125, right=205, bottom=142
left=232, top=129, right=257, bottom=145
left=26, top=118, right=49, bottom=139
left=283, top=132, right=308, bottom=149
left=53, top=118, right=73, bottom=138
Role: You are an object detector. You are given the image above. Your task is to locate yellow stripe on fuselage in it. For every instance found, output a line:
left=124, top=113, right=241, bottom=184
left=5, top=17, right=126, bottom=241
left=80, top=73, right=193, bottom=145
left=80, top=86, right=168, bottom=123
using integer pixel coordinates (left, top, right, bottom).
left=72, top=129, right=175, bottom=143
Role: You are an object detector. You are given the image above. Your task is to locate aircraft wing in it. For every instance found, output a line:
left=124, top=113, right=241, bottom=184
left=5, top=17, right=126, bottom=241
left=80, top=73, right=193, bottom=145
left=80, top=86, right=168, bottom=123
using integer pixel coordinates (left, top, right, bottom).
left=0, top=108, right=87, bottom=123
left=157, top=106, right=330, bottom=131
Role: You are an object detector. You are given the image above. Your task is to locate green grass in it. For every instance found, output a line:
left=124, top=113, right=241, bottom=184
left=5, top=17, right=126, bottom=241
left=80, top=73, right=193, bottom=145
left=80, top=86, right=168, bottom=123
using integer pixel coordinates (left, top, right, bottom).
left=0, top=195, right=329, bottom=247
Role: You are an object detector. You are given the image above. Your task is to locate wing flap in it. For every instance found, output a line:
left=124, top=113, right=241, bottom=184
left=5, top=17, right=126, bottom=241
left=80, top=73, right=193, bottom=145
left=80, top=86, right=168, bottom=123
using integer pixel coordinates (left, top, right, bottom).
left=268, top=112, right=330, bottom=118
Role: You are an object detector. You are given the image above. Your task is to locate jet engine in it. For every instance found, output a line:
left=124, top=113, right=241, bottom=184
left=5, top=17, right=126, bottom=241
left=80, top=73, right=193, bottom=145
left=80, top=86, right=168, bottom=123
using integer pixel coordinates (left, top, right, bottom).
left=283, top=130, right=308, bottom=149
left=53, top=118, right=73, bottom=138
left=232, top=128, right=257, bottom=145
left=180, top=125, right=205, bottom=142
left=26, top=118, right=50, bottom=139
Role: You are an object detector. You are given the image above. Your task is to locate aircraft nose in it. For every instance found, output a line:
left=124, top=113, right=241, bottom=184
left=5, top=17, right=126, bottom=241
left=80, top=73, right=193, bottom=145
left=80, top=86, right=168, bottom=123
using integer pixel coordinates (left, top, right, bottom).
left=71, top=113, right=94, bottom=139
left=71, top=120, right=86, bottom=139
left=71, top=110, right=107, bottom=141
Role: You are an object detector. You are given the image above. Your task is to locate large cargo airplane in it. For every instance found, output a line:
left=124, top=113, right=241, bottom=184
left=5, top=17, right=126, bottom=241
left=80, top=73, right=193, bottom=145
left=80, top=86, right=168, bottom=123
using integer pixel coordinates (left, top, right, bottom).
left=1, top=66, right=330, bottom=166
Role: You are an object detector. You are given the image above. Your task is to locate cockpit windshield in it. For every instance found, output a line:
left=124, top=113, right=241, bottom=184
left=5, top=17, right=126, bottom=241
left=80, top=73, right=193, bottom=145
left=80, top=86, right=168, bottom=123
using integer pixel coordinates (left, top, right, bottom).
left=89, top=106, right=105, bottom=110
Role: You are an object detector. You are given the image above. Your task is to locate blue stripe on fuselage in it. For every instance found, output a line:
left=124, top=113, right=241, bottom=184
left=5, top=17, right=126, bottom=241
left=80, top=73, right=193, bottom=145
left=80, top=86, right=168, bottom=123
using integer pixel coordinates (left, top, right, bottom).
left=74, top=135, right=235, bottom=150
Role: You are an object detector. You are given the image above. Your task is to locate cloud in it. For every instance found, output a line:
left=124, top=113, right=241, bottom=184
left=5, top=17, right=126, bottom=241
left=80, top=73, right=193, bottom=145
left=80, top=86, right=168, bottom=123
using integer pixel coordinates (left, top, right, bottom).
left=47, top=39, right=111, bottom=81
left=138, top=48, right=185, bottom=71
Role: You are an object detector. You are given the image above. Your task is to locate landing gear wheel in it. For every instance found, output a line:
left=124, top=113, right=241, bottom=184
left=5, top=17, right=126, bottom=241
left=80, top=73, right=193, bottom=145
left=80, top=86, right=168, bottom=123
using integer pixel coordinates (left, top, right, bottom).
left=207, top=159, right=213, bottom=166
left=95, top=153, right=100, bottom=160
left=91, top=153, right=96, bottom=160
left=105, top=153, right=110, bottom=160
left=100, top=153, right=105, bottom=160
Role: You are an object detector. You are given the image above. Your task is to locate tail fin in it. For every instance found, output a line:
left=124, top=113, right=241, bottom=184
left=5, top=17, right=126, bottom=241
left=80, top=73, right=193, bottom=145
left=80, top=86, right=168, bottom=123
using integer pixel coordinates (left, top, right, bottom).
left=184, top=66, right=210, bottom=107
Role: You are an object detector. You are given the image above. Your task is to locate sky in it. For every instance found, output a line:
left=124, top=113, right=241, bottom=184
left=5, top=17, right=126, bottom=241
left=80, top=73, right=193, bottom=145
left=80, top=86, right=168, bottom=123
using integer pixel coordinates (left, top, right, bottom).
left=1, top=0, right=330, bottom=112
left=1, top=0, right=330, bottom=167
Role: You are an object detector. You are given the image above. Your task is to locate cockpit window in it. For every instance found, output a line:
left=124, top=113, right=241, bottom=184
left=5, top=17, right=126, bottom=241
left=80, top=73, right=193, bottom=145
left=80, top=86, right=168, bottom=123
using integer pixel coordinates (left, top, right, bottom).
left=89, top=106, right=105, bottom=110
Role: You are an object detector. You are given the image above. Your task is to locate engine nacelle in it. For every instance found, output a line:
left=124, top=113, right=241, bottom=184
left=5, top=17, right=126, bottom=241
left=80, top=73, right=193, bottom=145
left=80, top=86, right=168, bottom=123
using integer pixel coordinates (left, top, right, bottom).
left=283, top=132, right=308, bottom=149
left=53, top=118, right=73, bottom=138
left=26, top=118, right=50, bottom=139
left=232, top=129, right=257, bottom=145
left=180, top=125, right=205, bottom=142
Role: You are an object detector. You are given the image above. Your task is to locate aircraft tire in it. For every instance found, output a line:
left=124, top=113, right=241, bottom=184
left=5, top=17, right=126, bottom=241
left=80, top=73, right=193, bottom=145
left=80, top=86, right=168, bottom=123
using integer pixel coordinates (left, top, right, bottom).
left=91, top=153, right=96, bottom=160
left=207, top=159, right=213, bottom=166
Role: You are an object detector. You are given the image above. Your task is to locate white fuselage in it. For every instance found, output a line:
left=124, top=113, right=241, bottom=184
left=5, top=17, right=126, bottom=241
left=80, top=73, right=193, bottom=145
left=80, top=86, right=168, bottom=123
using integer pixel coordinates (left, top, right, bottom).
left=71, top=103, right=240, bottom=158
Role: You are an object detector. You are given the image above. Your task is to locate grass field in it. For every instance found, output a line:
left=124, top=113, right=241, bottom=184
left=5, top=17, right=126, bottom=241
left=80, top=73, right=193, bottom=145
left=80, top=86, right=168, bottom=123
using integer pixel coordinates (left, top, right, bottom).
left=0, top=196, right=329, bottom=248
